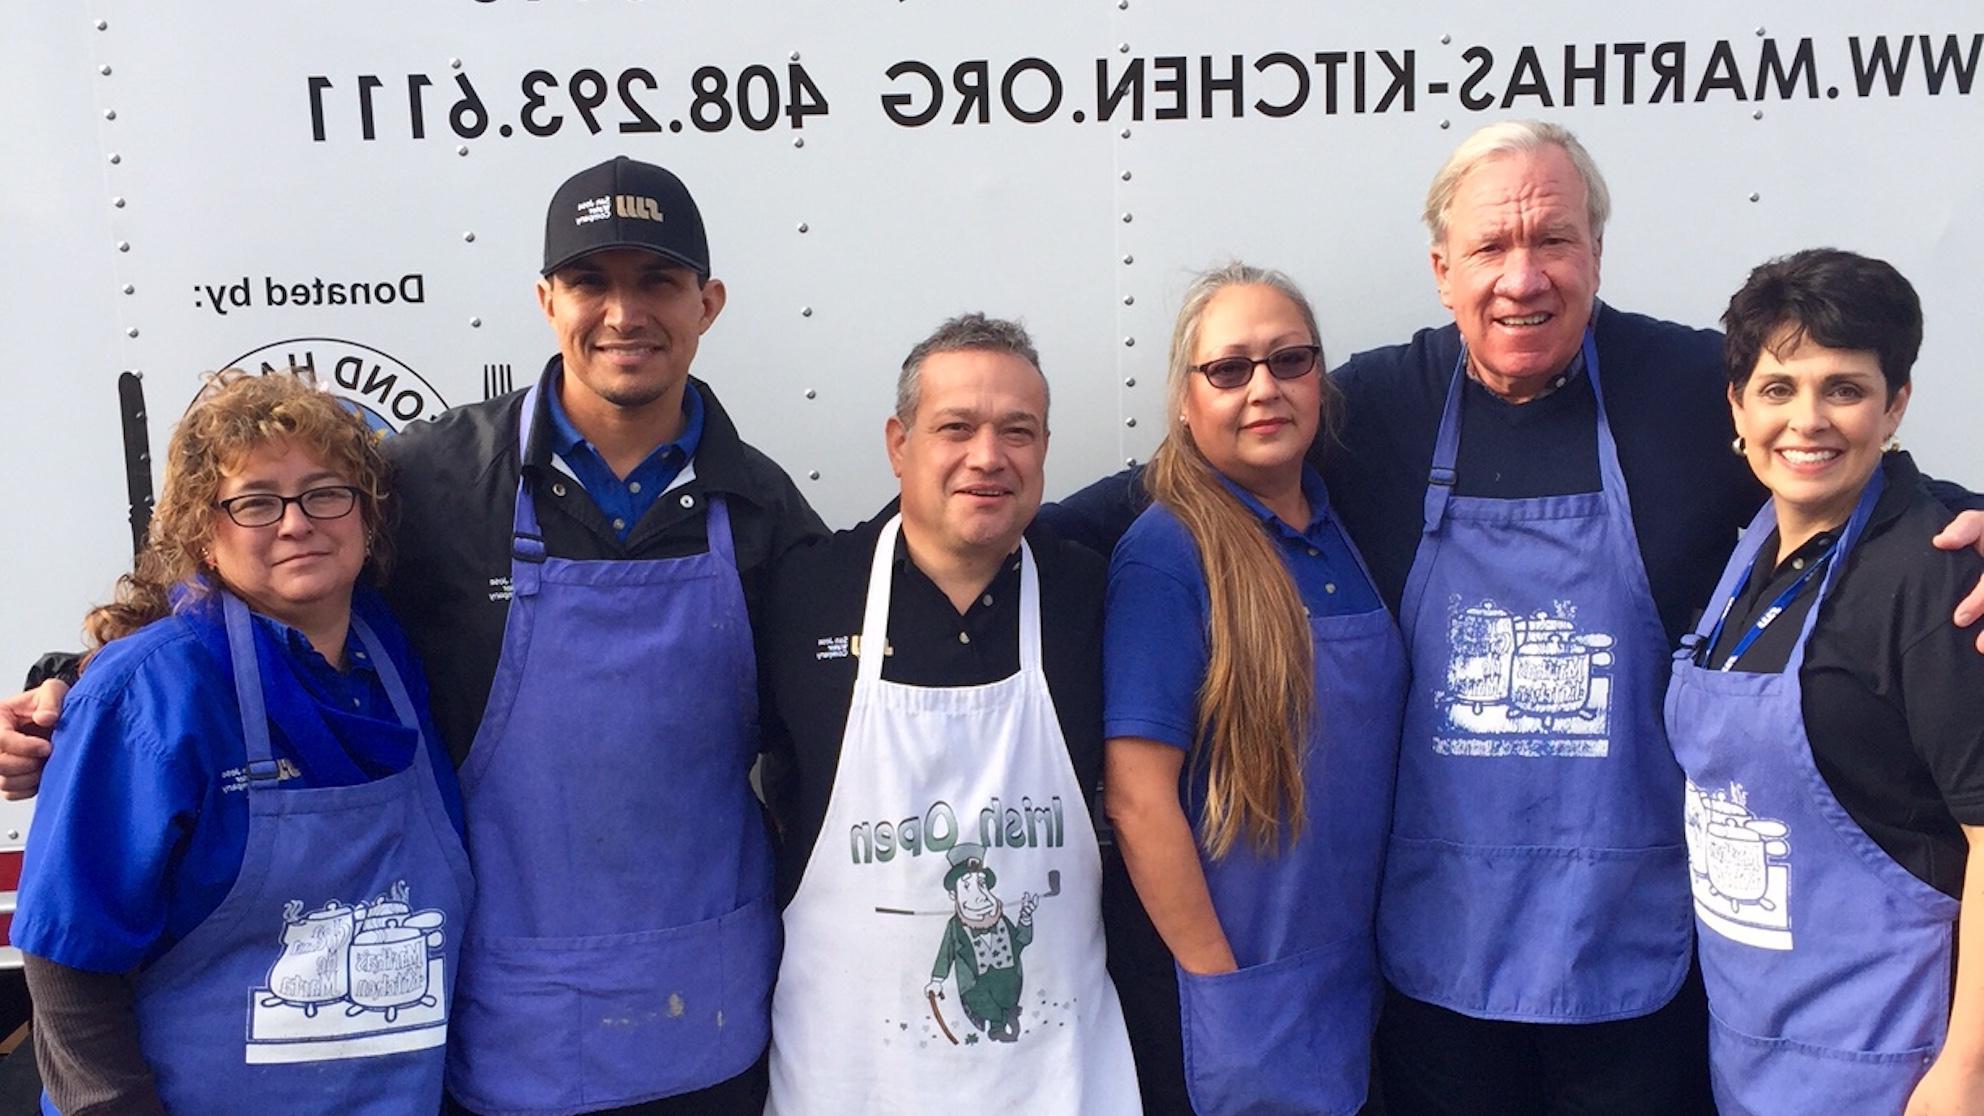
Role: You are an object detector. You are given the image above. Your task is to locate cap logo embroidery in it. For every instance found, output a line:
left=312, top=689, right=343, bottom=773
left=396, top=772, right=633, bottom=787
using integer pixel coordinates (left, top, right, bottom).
left=574, top=194, right=613, bottom=227
left=615, top=194, right=664, bottom=222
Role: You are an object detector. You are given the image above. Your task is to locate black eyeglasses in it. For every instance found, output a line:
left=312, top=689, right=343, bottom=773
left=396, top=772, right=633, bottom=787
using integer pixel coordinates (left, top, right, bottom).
left=1192, top=344, right=1322, bottom=390
left=215, top=485, right=362, bottom=528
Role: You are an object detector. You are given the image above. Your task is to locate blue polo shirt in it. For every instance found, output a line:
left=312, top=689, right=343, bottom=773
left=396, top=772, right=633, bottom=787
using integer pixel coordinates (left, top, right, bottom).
left=15, top=590, right=462, bottom=973
left=545, top=377, right=704, bottom=539
left=1103, top=466, right=1382, bottom=750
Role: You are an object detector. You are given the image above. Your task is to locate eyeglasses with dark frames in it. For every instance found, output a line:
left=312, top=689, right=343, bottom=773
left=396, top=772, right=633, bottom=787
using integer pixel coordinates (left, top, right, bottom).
left=1192, top=344, right=1322, bottom=390
left=214, top=485, right=362, bottom=528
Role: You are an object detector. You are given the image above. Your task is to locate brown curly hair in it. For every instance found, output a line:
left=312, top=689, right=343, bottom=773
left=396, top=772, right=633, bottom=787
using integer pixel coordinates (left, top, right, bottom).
left=83, top=369, right=393, bottom=655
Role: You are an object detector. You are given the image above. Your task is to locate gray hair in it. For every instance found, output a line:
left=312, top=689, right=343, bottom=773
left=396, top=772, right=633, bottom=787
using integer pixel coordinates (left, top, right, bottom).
left=1164, top=262, right=1341, bottom=446
left=1422, top=120, right=1612, bottom=246
left=896, top=312, right=1048, bottom=425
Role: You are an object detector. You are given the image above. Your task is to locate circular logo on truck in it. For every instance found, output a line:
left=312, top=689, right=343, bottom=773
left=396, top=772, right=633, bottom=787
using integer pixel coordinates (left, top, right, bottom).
left=199, top=337, right=450, bottom=434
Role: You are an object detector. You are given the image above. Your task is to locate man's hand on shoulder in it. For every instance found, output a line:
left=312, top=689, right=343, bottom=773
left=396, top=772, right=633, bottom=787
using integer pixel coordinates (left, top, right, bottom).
left=0, top=679, right=69, bottom=799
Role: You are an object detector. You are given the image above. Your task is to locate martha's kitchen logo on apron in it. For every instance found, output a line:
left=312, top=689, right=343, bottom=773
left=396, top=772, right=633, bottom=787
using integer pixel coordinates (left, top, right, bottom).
left=1434, top=597, right=1617, bottom=758
left=1685, top=780, right=1795, bottom=951
left=246, top=880, right=452, bottom=1063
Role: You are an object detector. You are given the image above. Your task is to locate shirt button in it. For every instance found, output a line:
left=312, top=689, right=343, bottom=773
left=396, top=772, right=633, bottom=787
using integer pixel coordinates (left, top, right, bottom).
left=351, top=698, right=362, bottom=708
left=958, top=631, right=971, bottom=645
left=981, top=594, right=994, bottom=607
left=1791, top=558, right=1806, bottom=571
left=612, top=517, right=627, bottom=531
left=1325, top=583, right=1338, bottom=594
left=552, top=482, right=568, bottom=498
left=679, top=494, right=696, bottom=509
left=1307, top=547, right=1320, bottom=557
left=628, top=481, right=642, bottom=494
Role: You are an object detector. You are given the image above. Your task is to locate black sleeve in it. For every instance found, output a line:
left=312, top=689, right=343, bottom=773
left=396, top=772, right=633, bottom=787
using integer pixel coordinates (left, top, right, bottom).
left=1922, top=475, right=1984, bottom=515
left=1907, top=601, right=1984, bottom=825
left=23, top=955, right=168, bottom=1116
left=26, top=652, right=82, bottom=689
left=1036, top=466, right=1152, bottom=558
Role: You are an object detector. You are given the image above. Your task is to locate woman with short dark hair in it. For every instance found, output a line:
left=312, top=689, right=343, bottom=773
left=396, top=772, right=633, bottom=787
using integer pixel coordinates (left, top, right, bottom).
left=1668, top=248, right=1984, bottom=1115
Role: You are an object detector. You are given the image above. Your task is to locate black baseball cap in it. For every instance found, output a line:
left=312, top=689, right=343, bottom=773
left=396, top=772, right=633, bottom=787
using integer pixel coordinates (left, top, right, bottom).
left=541, top=156, right=709, bottom=279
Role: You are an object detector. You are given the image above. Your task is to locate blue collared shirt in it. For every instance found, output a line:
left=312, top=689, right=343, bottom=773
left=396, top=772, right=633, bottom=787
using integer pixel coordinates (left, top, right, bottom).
left=1102, top=465, right=1382, bottom=749
left=545, top=377, right=704, bottom=540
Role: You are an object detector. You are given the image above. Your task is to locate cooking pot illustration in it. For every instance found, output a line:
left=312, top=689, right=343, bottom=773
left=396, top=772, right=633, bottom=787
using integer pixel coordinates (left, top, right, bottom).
left=346, top=911, right=446, bottom=1023
left=1448, top=604, right=1517, bottom=706
left=1510, top=630, right=1615, bottom=718
left=1702, top=813, right=1791, bottom=914
left=261, top=900, right=357, bottom=1015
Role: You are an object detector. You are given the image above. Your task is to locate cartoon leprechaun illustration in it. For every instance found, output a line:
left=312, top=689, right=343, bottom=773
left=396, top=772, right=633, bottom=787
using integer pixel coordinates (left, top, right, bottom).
left=924, top=843, right=1037, bottom=1043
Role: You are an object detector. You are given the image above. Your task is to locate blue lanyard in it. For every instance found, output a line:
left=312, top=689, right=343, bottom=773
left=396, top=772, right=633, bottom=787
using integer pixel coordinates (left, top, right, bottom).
left=1700, top=536, right=1842, bottom=672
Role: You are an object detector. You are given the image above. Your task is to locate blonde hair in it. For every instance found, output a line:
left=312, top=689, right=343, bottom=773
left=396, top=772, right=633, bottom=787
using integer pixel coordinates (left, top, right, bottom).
left=1145, top=263, right=1338, bottom=858
left=1422, top=119, right=1612, bottom=245
left=83, top=370, right=392, bottom=656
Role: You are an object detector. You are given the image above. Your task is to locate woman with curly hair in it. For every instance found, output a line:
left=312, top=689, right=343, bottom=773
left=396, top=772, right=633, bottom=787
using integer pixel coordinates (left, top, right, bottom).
left=16, top=371, right=471, bottom=1115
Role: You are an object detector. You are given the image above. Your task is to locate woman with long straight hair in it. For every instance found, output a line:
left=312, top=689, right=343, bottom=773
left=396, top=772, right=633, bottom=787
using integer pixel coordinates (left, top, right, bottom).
left=1103, top=263, right=1406, bottom=1114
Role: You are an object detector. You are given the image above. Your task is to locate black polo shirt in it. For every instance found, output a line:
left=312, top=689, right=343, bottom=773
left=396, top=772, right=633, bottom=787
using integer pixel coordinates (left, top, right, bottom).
left=757, top=505, right=1106, bottom=907
left=1699, top=452, right=1984, bottom=897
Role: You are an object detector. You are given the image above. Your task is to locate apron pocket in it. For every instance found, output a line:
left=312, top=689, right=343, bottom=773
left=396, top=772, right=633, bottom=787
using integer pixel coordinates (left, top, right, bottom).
left=1177, top=935, right=1378, bottom=1116
left=1707, top=1006, right=1935, bottom=1116
left=1377, top=834, right=1691, bottom=1021
left=449, top=892, right=778, bottom=1112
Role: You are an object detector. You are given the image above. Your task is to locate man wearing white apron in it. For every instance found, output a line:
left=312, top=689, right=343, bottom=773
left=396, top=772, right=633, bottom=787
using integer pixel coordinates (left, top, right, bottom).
left=758, top=314, right=1140, bottom=1114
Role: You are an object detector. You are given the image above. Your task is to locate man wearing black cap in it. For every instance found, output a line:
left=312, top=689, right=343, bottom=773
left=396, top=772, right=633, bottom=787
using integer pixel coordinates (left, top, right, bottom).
left=383, top=156, right=823, bottom=1114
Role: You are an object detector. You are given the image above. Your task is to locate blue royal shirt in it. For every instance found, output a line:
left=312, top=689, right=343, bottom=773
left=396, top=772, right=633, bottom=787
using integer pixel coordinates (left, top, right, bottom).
left=1104, top=465, right=1381, bottom=752
left=544, top=374, right=704, bottom=540
left=15, top=588, right=463, bottom=973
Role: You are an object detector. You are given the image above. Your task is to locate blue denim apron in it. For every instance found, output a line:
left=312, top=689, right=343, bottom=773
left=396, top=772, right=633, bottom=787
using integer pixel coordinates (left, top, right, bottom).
left=1380, top=330, right=1692, bottom=1021
left=1668, top=469, right=1955, bottom=1115
left=58, top=593, right=473, bottom=1115
left=444, top=386, right=778, bottom=1116
left=1177, top=511, right=1407, bottom=1114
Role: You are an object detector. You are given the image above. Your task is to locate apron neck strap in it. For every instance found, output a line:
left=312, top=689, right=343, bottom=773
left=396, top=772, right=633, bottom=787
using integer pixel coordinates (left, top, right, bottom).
left=856, top=516, right=1041, bottom=684
left=349, top=612, right=421, bottom=732
left=221, top=592, right=280, bottom=781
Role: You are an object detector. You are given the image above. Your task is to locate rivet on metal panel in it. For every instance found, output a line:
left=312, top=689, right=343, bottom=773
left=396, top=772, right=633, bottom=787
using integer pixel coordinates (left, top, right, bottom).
left=470, top=317, right=483, bottom=327
left=103, top=109, right=117, bottom=121
left=1118, top=0, right=1129, bottom=8
left=793, top=136, right=805, bottom=148
left=1121, top=212, right=1133, bottom=223
left=1752, top=110, right=1764, bottom=121
left=1126, top=457, right=1138, bottom=467
left=1440, top=33, right=1451, bottom=45
left=790, top=51, right=802, bottom=62
left=113, top=197, right=126, bottom=208
left=797, top=222, right=810, bottom=233
left=1122, top=254, right=1135, bottom=265
left=1440, top=119, right=1451, bottom=130
left=463, top=231, right=476, bottom=243
left=1118, top=43, right=1130, bottom=54
left=133, top=370, right=143, bottom=380
left=805, top=389, right=817, bottom=400
left=450, top=58, right=463, bottom=70
left=1120, top=128, right=1132, bottom=139
left=1124, top=377, right=1137, bottom=388
left=808, top=470, right=821, bottom=481
left=1124, top=417, right=1138, bottom=428
left=117, top=241, right=130, bottom=252
left=108, top=153, right=121, bottom=164
left=121, top=284, right=134, bottom=294
left=1123, top=337, right=1136, bottom=347
left=456, top=145, right=469, bottom=156
left=126, top=327, right=139, bottom=338
left=6, top=830, right=18, bottom=841
left=1120, top=170, right=1132, bottom=181
left=1754, top=26, right=1766, bottom=37
left=99, top=64, right=112, bottom=76
left=1748, top=192, right=1761, bottom=202
left=801, top=306, right=813, bottom=317
left=1123, top=295, right=1135, bottom=306
left=94, top=19, right=107, bottom=30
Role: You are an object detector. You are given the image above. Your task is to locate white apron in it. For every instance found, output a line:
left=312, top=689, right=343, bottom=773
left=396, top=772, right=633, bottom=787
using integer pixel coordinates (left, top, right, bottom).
left=766, top=515, right=1141, bottom=1115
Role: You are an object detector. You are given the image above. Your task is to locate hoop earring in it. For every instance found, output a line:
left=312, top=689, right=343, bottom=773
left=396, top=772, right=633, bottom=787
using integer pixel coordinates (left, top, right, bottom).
left=1731, top=436, right=1746, bottom=455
